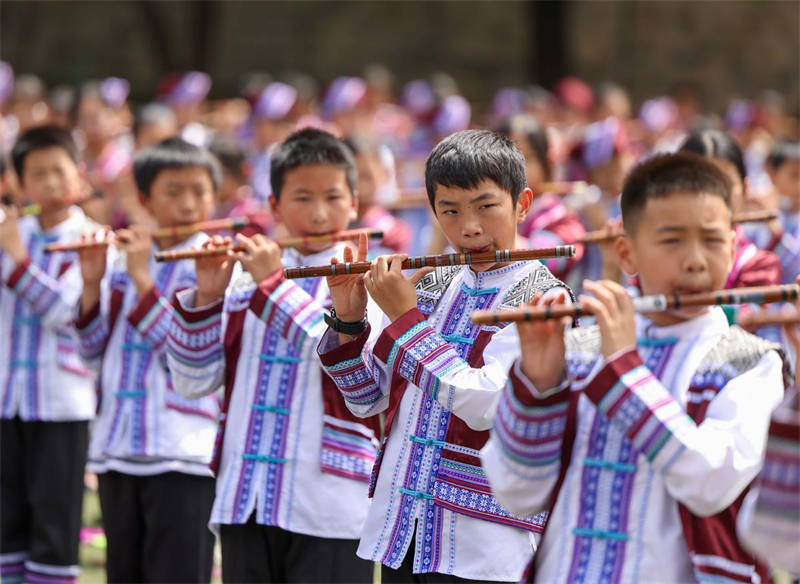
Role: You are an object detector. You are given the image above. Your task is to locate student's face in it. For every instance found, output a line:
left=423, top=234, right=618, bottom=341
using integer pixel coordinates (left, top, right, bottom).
left=270, top=163, right=357, bottom=253
left=142, top=166, right=215, bottom=230
left=616, top=192, right=735, bottom=327
left=588, top=153, right=632, bottom=199
left=433, top=179, right=532, bottom=272
left=709, top=158, right=745, bottom=214
left=510, top=132, right=548, bottom=188
left=77, top=95, right=115, bottom=148
left=20, top=146, right=84, bottom=207
left=354, top=153, right=385, bottom=207
left=769, top=161, right=800, bottom=209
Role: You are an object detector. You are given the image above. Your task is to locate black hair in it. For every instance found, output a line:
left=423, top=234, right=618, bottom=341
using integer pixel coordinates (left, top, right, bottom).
left=425, top=129, right=527, bottom=209
left=133, top=103, right=177, bottom=138
left=133, top=137, right=222, bottom=197
left=766, top=140, right=800, bottom=170
left=269, top=128, right=357, bottom=200
left=209, top=136, right=248, bottom=180
left=11, top=125, right=81, bottom=183
left=621, top=152, right=732, bottom=235
left=495, top=114, right=552, bottom=181
left=680, top=130, right=746, bottom=185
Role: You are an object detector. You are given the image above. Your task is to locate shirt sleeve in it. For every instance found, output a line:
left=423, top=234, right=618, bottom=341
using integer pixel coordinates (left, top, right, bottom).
left=167, top=287, right=226, bottom=400
left=481, top=359, right=572, bottom=517
left=6, top=257, right=83, bottom=329
left=583, top=347, right=785, bottom=517
left=248, top=269, right=329, bottom=353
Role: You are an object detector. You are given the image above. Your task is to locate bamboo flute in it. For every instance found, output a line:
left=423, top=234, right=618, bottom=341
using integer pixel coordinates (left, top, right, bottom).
left=471, top=284, right=799, bottom=324
left=284, top=245, right=577, bottom=279
left=44, top=217, right=254, bottom=253
left=579, top=209, right=780, bottom=244
left=154, top=229, right=384, bottom=263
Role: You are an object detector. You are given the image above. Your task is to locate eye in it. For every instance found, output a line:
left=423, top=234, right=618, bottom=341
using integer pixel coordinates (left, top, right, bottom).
left=705, top=237, right=725, bottom=245
left=442, top=210, right=457, bottom=216
left=659, top=238, right=680, bottom=245
left=479, top=203, right=497, bottom=210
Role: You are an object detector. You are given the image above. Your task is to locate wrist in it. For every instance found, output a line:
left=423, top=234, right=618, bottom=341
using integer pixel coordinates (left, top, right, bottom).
left=131, top=272, right=153, bottom=296
left=10, top=248, right=28, bottom=265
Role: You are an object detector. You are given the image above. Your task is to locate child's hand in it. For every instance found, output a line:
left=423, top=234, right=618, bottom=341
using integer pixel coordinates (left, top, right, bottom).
left=195, top=235, right=235, bottom=307
left=581, top=279, right=637, bottom=360
left=77, top=229, right=110, bottom=287
left=0, top=204, right=27, bottom=264
left=115, top=225, right=154, bottom=297
left=363, top=254, right=434, bottom=322
left=518, top=291, right=571, bottom=390
left=230, top=233, right=282, bottom=284
left=327, top=231, right=370, bottom=322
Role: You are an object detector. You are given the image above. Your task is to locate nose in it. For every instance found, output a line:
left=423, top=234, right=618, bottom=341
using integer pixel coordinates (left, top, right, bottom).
left=460, top=211, right=483, bottom=238
left=682, top=240, right=708, bottom=274
left=308, top=201, right=328, bottom=224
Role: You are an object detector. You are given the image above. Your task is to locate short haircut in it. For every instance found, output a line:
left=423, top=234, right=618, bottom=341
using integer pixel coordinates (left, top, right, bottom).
left=680, top=130, right=745, bottom=184
left=133, top=138, right=222, bottom=197
left=133, top=103, right=177, bottom=138
left=425, top=129, right=527, bottom=209
left=621, top=152, right=732, bottom=235
left=766, top=140, right=800, bottom=170
left=269, top=128, right=356, bottom=200
left=495, top=114, right=552, bottom=181
left=11, top=125, right=81, bottom=182
left=209, top=136, right=248, bottom=180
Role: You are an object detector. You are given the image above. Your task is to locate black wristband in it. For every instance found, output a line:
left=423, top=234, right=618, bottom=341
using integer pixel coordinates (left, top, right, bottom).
left=324, top=308, right=367, bottom=336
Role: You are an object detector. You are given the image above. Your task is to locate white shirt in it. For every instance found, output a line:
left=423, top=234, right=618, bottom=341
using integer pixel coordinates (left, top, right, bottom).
left=319, top=260, right=569, bottom=581
left=168, top=244, right=378, bottom=538
left=482, top=308, right=785, bottom=584
left=0, top=208, right=97, bottom=421
left=75, top=233, right=217, bottom=476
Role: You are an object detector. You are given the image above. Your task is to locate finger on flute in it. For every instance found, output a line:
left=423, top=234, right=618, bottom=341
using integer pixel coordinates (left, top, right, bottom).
left=284, top=246, right=577, bottom=279
left=155, top=244, right=245, bottom=263
left=154, top=229, right=383, bottom=263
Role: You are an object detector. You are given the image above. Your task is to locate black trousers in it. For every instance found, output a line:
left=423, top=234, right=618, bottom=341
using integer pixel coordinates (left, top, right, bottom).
left=97, top=470, right=216, bottom=584
left=381, top=537, right=516, bottom=584
left=219, top=514, right=372, bottom=584
left=0, top=417, right=88, bottom=583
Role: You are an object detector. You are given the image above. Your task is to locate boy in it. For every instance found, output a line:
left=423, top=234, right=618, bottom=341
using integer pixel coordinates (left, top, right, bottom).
left=74, top=138, right=219, bottom=583
left=318, top=129, right=572, bottom=582
left=0, top=125, right=97, bottom=584
left=167, top=128, right=379, bottom=583
left=344, top=134, right=411, bottom=255
left=482, top=152, right=787, bottom=583
left=748, top=140, right=800, bottom=284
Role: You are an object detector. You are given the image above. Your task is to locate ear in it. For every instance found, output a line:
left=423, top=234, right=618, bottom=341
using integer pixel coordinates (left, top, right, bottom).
left=516, top=187, right=533, bottom=225
left=268, top=194, right=281, bottom=223
left=137, top=191, right=150, bottom=210
left=615, top=233, right=637, bottom=276
left=726, top=228, right=737, bottom=272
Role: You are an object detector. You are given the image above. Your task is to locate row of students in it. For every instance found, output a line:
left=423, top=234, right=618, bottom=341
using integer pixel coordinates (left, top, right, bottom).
left=0, top=123, right=797, bottom=584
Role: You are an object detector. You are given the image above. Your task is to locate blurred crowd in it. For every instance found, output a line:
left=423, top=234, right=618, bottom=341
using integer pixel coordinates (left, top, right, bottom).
left=1, top=62, right=798, bottom=293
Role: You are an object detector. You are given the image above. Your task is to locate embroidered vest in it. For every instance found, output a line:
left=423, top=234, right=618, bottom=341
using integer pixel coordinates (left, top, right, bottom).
left=371, top=264, right=570, bottom=533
